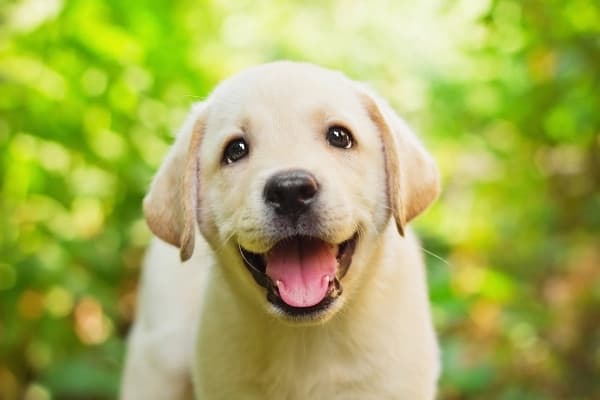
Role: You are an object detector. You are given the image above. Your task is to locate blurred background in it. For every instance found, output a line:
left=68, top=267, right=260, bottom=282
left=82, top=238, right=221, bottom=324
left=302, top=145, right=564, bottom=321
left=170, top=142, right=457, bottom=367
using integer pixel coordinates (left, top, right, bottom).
left=1, top=0, right=599, bottom=399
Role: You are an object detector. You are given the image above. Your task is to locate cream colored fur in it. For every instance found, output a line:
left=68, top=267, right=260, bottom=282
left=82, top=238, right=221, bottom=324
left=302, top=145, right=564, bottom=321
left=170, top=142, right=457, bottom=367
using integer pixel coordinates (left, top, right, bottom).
left=121, top=62, right=440, bottom=400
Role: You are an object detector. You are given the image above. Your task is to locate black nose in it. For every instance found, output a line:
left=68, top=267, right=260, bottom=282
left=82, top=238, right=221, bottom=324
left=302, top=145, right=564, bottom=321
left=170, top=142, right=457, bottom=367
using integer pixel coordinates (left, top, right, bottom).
left=263, top=170, right=319, bottom=217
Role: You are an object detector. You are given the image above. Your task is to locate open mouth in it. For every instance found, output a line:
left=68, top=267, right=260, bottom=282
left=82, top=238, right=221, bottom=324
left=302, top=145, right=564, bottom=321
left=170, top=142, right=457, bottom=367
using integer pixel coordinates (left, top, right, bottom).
left=239, top=233, right=358, bottom=317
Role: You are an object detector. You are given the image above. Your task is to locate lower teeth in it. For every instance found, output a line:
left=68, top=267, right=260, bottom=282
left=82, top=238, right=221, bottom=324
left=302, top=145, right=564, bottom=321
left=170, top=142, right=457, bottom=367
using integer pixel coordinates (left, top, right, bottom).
left=330, top=277, right=343, bottom=298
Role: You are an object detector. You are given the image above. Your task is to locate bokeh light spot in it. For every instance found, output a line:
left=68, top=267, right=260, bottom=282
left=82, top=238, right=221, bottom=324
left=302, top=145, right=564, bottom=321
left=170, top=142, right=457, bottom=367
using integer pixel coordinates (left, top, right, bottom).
left=130, top=125, right=170, bottom=167
left=71, top=197, right=105, bottom=239
left=7, top=0, right=62, bottom=32
left=23, top=383, right=51, bottom=400
left=18, top=290, right=44, bottom=320
left=0, top=367, right=18, bottom=400
left=1, top=56, right=67, bottom=99
left=509, top=322, right=538, bottom=350
left=470, top=300, right=500, bottom=338
left=69, top=165, right=116, bottom=197
left=454, top=264, right=485, bottom=296
left=45, top=286, right=74, bottom=317
left=26, top=341, right=52, bottom=370
left=81, top=67, right=108, bottom=97
left=37, top=140, right=71, bottom=174
left=74, top=297, right=113, bottom=345
left=138, top=98, right=168, bottom=128
left=129, top=218, right=151, bottom=247
left=124, top=66, right=152, bottom=92
left=90, top=129, right=126, bottom=160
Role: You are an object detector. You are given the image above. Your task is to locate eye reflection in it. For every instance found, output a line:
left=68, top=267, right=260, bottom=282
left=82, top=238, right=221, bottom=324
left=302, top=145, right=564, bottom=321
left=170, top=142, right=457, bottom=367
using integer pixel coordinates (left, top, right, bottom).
left=223, top=138, right=249, bottom=164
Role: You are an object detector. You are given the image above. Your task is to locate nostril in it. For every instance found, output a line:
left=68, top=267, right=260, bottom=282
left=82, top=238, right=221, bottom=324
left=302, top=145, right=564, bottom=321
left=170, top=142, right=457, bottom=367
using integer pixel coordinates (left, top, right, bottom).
left=297, top=179, right=318, bottom=201
left=264, top=170, right=319, bottom=216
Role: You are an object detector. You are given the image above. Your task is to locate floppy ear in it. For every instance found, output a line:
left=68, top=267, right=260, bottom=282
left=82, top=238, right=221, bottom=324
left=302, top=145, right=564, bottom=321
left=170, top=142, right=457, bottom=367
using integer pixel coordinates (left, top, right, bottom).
left=143, top=102, right=206, bottom=261
left=359, top=89, right=440, bottom=235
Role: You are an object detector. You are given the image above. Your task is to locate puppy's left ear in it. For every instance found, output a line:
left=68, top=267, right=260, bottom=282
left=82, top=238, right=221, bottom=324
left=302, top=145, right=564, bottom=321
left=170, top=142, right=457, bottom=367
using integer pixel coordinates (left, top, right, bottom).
left=359, top=88, right=440, bottom=235
left=143, top=102, right=207, bottom=261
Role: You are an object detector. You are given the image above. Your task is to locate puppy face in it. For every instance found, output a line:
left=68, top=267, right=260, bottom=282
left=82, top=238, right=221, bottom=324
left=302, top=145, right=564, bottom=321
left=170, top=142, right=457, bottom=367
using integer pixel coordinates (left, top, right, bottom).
left=144, top=62, right=439, bottom=323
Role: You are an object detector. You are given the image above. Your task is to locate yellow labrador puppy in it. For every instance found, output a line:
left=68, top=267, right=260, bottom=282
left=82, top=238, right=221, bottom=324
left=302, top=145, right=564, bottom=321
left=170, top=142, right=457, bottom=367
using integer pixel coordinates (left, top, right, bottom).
left=121, top=61, right=440, bottom=400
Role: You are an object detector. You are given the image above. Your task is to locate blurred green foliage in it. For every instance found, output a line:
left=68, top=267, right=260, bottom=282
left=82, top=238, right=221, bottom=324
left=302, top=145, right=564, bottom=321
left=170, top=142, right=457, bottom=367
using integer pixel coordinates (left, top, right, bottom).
left=1, top=0, right=599, bottom=399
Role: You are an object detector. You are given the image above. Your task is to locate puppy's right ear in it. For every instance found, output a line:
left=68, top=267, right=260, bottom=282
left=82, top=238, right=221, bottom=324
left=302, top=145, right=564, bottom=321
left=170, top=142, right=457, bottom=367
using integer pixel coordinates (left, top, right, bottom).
left=143, top=102, right=207, bottom=262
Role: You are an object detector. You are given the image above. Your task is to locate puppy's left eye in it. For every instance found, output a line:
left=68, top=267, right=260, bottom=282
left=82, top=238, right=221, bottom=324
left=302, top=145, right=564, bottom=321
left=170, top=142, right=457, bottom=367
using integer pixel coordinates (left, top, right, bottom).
left=326, top=126, right=354, bottom=149
left=223, top=138, right=249, bottom=164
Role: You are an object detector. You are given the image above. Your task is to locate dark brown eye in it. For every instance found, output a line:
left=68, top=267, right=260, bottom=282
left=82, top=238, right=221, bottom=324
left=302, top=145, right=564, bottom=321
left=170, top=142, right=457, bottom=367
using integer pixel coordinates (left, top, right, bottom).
left=326, top=126, right=353, bottom=149
left=223, top=138, right=249, bottom=164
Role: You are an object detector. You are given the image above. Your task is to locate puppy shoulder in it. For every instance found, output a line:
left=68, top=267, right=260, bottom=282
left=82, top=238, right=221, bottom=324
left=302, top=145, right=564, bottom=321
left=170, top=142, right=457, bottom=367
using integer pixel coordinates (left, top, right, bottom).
left=138, top=237, right=211, bottom=328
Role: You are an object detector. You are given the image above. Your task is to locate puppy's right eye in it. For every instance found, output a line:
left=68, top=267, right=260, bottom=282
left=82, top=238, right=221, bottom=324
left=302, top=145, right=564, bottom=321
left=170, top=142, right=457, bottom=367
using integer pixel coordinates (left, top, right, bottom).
left=223, top=138, right=249, bottom=164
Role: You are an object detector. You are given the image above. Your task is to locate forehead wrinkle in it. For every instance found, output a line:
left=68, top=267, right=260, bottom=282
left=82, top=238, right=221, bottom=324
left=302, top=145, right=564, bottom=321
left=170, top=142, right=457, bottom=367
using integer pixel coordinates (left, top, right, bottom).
left=239, top=116, right=251, bottom=134
left=310, top=108, right=329, bottom=128
left=242, top=105, right=280, bottom=141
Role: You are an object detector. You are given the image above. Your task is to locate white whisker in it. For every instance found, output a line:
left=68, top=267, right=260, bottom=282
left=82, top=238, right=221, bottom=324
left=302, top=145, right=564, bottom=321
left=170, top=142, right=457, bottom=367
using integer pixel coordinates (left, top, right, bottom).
left=421, top=247, right=451, bottom=266
left=223, top=230, right=237, bottom=246
left=237, top=243, right=264, bottom=274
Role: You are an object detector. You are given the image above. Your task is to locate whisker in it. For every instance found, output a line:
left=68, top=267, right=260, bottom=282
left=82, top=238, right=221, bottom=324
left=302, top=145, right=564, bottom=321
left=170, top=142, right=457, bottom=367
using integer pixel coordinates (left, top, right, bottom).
left=421, top=247, right=451, bottom=266
left=223, top=230, right=237, bottom=246
left=184, top=94, right=206, bottom=100
left=352, top=222, right=363, bottom=240
left=357, top=215, right=380, bottom=237
left=237, top=243, right=264, bottom=274
left=357, top=224, right=367, bottom=240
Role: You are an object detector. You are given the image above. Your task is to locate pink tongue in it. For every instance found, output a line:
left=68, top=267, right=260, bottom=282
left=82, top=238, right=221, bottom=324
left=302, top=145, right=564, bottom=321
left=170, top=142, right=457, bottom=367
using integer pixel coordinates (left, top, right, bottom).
left=266, top=238, right=337, bottom=308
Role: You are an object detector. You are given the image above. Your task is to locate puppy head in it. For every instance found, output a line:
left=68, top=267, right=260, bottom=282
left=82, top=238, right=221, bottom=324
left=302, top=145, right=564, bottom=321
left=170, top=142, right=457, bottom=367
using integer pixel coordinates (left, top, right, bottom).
left=143, top=62, right=439, bottom=323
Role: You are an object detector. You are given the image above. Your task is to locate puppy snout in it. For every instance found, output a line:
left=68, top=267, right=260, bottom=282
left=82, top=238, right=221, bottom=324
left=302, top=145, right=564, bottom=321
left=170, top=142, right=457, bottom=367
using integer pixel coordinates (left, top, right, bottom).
left=264, top=169, right=319, bottom=217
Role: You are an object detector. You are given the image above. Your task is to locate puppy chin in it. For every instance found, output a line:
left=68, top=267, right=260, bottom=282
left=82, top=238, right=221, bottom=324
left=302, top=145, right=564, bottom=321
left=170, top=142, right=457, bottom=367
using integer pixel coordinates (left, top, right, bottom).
left=265, top=295, right=347, bottom=325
